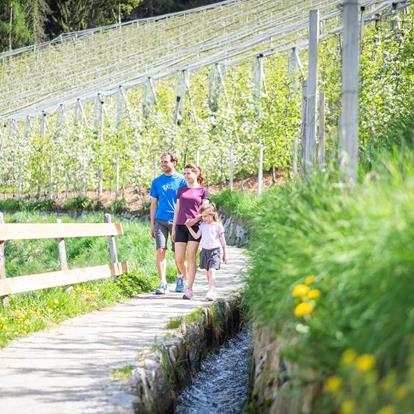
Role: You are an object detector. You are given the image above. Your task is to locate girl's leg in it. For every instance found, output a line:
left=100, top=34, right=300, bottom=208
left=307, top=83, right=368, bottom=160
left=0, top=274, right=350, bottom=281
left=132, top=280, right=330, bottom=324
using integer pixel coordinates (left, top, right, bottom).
left=186, top=241, right=200, bottom=290
left=174, top=242, right=187, bottom=281
left=207, top=268, right=216, bottom=291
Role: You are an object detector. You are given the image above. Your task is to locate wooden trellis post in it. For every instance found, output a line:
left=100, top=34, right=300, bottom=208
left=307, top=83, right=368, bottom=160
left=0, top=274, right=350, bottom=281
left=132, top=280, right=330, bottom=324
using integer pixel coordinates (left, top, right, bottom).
left=318, top=91, right=325, bottom=167
left=340, top=0, right=360, bottom=184
left=300, top=80, right=308, bottom=175
left=229, top=145, right=234, bottom=191
left=0, top=212, right=9, bottom=307
left=257, top=143, right=264, bottom=196
left=304, top=9, right=320, bottom=175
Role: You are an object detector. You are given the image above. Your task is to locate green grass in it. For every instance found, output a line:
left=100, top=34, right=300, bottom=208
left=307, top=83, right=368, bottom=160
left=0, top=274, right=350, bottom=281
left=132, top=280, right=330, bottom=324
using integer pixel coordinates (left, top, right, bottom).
left=0, top=212, right=177, bottom=347
left=214, top=131, right=414, bottom=411
left=112, top=365, right=134, bottom=380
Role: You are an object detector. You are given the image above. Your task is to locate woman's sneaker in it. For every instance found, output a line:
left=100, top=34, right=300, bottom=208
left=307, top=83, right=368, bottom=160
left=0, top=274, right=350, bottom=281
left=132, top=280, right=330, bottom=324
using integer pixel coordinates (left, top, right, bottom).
left=175, top=275, right=184, bottom=292
left=183, top=287, right=193, bottom=300
left=155, top=282, right=169, bottom=295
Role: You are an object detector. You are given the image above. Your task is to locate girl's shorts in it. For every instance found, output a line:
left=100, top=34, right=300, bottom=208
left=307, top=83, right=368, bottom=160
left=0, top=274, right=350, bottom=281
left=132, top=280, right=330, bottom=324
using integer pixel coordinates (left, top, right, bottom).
left=200, top=247, right=221, bottom=271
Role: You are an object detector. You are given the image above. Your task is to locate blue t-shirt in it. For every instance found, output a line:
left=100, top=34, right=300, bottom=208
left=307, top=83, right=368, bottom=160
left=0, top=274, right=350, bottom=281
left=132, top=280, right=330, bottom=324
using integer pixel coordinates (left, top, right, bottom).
left=150, top=173, right=187, bottom=221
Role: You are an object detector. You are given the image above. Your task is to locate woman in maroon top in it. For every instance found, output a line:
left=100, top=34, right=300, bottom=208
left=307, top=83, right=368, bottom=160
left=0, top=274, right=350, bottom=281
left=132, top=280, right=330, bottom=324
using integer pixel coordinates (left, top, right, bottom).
left=172, top=164, right=208, bottom=300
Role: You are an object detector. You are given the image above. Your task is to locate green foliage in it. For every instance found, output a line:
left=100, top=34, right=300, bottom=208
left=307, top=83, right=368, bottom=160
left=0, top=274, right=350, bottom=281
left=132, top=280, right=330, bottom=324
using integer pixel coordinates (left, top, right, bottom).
left=62, top=196, right=96, bottom=212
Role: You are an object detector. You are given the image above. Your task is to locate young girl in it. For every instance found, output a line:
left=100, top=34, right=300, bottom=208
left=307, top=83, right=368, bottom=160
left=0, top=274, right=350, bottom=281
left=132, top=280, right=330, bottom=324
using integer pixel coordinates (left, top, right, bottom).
left=185, top=203, right=227, bottom=301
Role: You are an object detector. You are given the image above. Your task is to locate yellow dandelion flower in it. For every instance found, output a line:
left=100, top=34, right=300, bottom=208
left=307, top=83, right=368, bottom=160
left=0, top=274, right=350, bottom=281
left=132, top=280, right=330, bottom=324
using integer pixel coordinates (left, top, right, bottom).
left=294, top=302, right=314, bottom=317
left=395, top=384, right=408, bottom=399
left=292, top=284, right=309, bottom=298
left=305, top=275, right=316, bottom=285
left=377, top=405, right=395, bottom=414
left=356, top=354, right=376, bottom=372
left=54, top=299, right=59, bottom=304
left=341, top=399, right=356, bottom=414
left=341, top=349, right=357, bottom=365
left=324, top=376, right=342, bottom=393
left=307, top=289, right=320, bottom=299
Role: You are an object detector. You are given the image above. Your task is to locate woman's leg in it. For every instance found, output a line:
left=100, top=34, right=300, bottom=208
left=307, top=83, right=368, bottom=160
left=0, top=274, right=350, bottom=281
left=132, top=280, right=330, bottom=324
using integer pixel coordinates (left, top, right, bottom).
left=186, top=241, right=199, bottom=290
left=174, top=242, right=187, bottom=280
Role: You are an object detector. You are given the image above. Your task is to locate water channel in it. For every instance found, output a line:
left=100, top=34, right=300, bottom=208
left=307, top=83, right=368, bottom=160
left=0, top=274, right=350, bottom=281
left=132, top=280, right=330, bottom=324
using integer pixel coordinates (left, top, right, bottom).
left=176, top=327, right=252, bottom=414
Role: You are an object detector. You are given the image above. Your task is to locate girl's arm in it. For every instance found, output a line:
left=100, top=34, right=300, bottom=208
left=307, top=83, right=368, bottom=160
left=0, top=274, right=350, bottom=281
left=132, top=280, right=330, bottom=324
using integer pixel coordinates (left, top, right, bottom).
left=186, top=221, right=202, bottom=239
left=219, top=232, right=227, bottom=264
left=172, top=199, right=180, bottom=242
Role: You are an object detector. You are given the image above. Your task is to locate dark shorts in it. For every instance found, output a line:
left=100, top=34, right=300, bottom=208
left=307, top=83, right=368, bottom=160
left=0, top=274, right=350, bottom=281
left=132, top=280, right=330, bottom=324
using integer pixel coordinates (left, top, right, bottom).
left=155, top=219, right=174, bottom=251
left=175, top=224, right=201, bottom=243
left=200, top=247, right=221, bottom=271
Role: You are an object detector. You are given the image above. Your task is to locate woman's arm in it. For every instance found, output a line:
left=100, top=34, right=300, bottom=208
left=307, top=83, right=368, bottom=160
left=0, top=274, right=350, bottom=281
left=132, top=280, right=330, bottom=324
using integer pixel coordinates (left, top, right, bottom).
left=185, top=220, right=202, bottom=239
left=172, top=199, right=180, bottom=242
left=185, top=215, right=201, bottom=227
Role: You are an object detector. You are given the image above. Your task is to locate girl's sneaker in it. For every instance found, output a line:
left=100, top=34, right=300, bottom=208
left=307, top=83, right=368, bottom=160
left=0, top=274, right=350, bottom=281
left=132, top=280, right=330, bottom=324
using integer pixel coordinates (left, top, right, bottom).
left=205, top=289, right=216, bottom=301
left=183, top=287, right=193, bottom=300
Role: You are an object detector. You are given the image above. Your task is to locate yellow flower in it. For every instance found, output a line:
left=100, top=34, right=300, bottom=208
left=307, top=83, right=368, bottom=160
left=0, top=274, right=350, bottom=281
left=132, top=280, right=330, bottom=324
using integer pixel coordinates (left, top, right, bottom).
left=305, top=275, right=316, bottom=285
left=324, top=376, right=342, bottom=393
left=395, top=384, right=408, bottom=399
left=377, top=405, right=395, bottom=414
left=294, top=302, right=314, bottom=317
left=307, top=289, right=320, bottom=299
left=292, top=284, right=309, bottom=298
left=341, top=399, right=356, bottom=414
left=355, top=354, right=376, bottom=372
left=341, top=349, right=357, bottom=365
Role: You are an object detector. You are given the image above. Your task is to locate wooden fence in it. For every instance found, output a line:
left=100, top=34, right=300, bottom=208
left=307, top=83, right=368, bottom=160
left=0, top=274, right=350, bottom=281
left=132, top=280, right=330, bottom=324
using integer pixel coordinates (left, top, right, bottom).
left=0, top=212, right=129, bottom=306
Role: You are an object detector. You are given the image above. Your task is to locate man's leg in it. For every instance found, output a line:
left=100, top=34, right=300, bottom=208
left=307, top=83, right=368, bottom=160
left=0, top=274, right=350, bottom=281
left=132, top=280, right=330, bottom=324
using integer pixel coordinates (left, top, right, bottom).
left=156, top=248, right=167, bottom=284
left=154, top=220, right=169, bottom=294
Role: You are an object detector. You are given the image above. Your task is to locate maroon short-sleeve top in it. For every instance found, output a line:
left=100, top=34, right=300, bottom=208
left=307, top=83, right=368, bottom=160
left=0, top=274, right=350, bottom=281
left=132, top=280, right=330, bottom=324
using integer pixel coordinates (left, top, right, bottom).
left=176, top=186, right=208, bottom=225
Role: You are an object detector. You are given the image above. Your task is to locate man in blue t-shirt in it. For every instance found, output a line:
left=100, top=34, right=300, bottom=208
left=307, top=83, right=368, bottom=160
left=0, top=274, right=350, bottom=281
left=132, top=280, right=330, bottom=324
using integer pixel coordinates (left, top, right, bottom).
left=150, top=152, right=187, bottom=295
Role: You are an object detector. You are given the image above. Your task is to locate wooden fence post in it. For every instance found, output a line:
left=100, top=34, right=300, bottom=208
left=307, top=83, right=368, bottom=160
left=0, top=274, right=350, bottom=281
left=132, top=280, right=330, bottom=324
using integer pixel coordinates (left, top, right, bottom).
left=0, top=212, right=9, bottom=307
left=300, top=80, right=308, bottom=176
left=57, top=218, right=68, bottom=271
left=104, top=214, right=118, bottom=264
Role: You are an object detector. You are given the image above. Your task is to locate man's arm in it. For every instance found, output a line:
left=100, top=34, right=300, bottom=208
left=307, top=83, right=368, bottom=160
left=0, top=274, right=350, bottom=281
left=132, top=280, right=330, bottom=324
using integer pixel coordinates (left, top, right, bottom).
left=150, top=197, right=158, bottom=238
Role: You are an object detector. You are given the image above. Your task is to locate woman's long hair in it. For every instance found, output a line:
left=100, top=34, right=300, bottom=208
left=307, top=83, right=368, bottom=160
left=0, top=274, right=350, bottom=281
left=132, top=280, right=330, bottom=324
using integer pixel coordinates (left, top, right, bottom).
left=184, top=164, right=205, bottom=185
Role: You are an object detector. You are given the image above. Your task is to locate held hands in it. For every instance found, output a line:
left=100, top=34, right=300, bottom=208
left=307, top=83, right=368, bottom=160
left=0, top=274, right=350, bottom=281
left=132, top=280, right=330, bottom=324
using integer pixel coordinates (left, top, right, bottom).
left=184, top=219, right=191, bottom=227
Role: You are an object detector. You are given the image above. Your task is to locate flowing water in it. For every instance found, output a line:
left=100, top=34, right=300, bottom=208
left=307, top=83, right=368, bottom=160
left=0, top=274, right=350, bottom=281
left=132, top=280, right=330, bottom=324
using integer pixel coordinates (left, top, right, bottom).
left=176, top=328, right=252, bottom=414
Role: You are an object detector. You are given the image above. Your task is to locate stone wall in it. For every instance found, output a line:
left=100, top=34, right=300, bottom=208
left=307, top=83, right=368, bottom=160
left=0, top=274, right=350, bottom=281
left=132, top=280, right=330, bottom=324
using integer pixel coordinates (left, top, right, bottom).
left=130, top=292, right=244, bottom=414
left=249, top=324, right=318, bottom=414
left=219, top=211, right=248, bottom=247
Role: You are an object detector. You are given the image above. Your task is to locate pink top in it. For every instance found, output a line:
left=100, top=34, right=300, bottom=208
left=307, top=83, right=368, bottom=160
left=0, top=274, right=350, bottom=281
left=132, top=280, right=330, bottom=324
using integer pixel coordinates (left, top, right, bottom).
left=199, top=222, right=225, bottom=249
left=176, top=186, right=208, bottom=225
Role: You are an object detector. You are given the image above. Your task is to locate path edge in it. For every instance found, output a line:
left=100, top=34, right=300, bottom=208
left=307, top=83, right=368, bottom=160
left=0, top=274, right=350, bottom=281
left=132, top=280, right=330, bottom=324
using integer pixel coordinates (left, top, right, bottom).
left=129, top=290, right=245, bottom=414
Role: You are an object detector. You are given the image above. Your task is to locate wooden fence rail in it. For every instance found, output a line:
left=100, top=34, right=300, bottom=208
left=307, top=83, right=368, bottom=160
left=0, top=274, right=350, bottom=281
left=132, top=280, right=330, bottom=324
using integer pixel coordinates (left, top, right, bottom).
left=0, top=212, right=129, bottom=307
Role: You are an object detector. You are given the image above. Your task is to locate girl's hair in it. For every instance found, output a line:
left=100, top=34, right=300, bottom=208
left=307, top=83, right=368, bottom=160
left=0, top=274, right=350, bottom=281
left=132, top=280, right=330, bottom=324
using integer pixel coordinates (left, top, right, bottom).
left=184, top=163, right=205, bottom=185
left=200, top=200, right=219, bottom=222
left=202, top=206, right=219, bottom=222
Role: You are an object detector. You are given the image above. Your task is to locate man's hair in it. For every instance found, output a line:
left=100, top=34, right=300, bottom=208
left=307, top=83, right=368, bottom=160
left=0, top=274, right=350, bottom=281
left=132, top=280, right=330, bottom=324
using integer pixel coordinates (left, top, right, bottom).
left=161, top=152, right=178, bottom=163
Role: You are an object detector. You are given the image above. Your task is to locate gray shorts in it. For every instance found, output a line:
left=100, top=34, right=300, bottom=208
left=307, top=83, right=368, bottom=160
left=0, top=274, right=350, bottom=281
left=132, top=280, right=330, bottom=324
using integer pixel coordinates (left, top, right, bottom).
left=155, top=219, right=174, bottom=251
left=199, top=247, right=221, bottom=271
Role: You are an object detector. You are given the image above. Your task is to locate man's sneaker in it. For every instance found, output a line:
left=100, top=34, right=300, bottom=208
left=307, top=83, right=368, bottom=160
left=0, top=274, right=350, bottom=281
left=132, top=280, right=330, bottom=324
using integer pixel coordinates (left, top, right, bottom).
left=155, top=282, right=169, bottom=295
left=183, top=287, right=193, bottom=300
left=175, top=275, right=184, bottom=293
